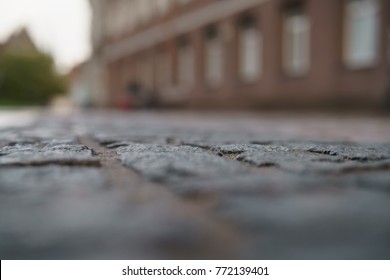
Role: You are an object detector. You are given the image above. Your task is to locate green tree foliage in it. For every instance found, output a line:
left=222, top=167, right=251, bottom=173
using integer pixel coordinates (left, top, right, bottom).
left=0, top=51, right=67, bottom=106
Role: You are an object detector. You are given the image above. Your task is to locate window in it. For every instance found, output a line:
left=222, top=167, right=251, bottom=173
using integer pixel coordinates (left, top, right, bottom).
left=238, top=16, right=261, bottom=83
left=205, top=26, right=224, bottom=88
left=137, top=0, right=153, bottom=23
left=344, top=0, right=380, bottom=69
left=282, top=3, right=310, bottom=76
left=156, top=0, right=172, bottom=15
left=126, top=1, right=137, bottom=31
left=177, top=0, right=191, bottom=5
left=156, top=48, right=172, bottom=87
left=177, top=38, right=195, bottom=87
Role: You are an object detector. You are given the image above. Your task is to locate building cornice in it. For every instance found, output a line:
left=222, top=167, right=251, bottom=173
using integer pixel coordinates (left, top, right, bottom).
left=103, top=0, right=270, bottom=62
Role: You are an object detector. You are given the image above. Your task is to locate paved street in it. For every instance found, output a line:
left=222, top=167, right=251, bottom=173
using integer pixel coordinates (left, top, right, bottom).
left=0, top=110, right=390, bottom=259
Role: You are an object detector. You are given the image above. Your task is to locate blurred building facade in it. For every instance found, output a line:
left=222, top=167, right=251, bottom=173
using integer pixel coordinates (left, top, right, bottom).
left=90, top=0, right=390, bottom=109
left=0, top=28, right=38, bottom=54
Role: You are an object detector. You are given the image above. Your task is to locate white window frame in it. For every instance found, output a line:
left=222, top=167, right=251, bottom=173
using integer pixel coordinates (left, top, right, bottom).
left=156, top=0, right=172, bottom=15
left=238, top=21, right=262, bottom=83
left=205, top=29, right=224, bottom=88
left=344, top=0, right=380, bottom=69
left=282, top=6, right=310, bottom=77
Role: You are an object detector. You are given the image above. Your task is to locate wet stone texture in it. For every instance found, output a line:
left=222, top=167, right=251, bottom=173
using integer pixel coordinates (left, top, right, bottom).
left=1, top=111, right=390, bottom=259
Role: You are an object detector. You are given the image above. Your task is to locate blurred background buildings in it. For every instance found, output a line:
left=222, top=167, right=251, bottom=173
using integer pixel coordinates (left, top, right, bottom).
left=78, top=0, right=390, bottom=110
left=0, top=28, right=38, bottom=54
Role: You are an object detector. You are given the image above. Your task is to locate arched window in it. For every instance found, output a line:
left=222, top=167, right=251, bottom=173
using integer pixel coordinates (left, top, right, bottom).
left=238, top=15, right=261, bottom=83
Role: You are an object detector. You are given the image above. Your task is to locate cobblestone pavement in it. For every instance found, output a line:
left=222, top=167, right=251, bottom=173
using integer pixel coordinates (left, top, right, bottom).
left=1, top=110, right=390, bottom=259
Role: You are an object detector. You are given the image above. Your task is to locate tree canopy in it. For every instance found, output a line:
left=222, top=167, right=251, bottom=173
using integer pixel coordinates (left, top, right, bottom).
left=0, top=51, right=67, bottom=106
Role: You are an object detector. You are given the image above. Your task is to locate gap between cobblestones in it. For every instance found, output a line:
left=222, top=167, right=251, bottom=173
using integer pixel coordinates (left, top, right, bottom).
left=78, top=135, right=229, bottom=206
left=200, top=147, right=281, bottom=173
left=78, top=136, right=244, bottom=258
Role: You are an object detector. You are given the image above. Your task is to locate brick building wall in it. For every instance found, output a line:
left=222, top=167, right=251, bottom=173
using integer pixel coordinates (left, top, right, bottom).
left=93, top=0, right=390, bottom=109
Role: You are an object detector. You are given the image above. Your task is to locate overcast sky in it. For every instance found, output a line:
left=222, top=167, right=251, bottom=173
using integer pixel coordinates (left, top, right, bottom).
left=0, top=0, right=91, bottom=72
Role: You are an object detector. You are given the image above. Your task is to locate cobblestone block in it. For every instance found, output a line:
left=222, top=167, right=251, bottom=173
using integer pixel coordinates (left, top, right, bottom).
left=117, top=144, right=249, bottom=183
left=233, top=144, right=390, bottom=174
left=340, top=171, right=390, bottom=193
left=0, top=186, right=233, bottom=259
left=285, top=142, right=390, bottom=161
left=160, top=173, right=318, bottom=197
left=215, top=190, right=390, bottom=259
left=0, top=142, right=99, bottom=166
left=0, top=167, right=105, bottom=198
